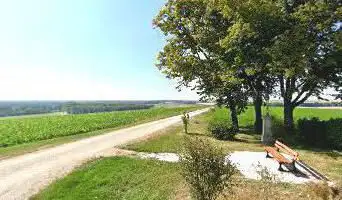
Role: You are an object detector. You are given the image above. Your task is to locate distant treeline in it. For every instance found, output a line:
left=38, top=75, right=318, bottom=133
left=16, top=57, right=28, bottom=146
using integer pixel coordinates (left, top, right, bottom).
left=267, top=102, right=342, bottom=107
left=0, top=101, right=62, bottom=117
left=0, top=100, right=199, bottom=117
left=62, top=103, right=154, bottom=114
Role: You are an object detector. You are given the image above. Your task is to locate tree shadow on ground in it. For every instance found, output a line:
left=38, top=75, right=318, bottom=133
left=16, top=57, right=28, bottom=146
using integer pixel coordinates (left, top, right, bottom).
left=185, top=132, right=208, bottom=137
left=239, top=126, right=259, bottom=135
left=232, top=138, right=261, bottom=144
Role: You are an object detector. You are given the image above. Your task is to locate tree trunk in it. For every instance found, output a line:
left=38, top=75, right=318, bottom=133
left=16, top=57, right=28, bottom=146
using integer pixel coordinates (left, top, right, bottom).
left=283, top=101, right=295, bottom=134
left=253, top=95, right=263, bottom=134
left=229, top=104, right=239, bottom=131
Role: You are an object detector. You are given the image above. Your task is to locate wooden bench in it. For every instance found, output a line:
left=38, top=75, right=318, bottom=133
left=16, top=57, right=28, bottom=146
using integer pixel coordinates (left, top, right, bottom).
left=264, top=140, right=299, bottom=171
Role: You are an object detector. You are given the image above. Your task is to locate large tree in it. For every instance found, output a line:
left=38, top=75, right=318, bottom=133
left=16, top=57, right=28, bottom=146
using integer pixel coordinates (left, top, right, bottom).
left=267, top=0, right=341, bottom=131
left=154, top=0, right=341, bottom=134
left=211, top=0, right=282, bottom=133
left=214, top=0, right=341, bottom=132
left=154, top=0, right=273, bottom=133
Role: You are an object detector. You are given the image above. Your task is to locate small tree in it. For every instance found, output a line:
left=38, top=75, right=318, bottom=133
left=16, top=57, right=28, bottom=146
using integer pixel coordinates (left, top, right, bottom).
left=181, top=137, right=237, bottom=200
left=182, top=112, right=190, bottom=134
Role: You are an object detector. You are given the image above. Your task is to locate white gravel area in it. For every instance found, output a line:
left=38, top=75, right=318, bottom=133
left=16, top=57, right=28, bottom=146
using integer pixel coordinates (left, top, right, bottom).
left=228, top=151, right=319, bottom=184
left=137, top=151, right=319, bottom=184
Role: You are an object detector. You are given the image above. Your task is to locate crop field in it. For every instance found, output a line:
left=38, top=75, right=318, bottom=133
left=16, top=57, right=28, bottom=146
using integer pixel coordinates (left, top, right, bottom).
left=0, top=106, right=202, bottom=147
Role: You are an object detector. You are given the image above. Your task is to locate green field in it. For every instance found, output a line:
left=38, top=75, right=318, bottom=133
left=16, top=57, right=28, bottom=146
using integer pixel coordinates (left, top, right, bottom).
left=234, top=106, right=342, bottom=128
left=0, top=106, right=202, bottom=148
left=32, top=157, right=182, bottom=200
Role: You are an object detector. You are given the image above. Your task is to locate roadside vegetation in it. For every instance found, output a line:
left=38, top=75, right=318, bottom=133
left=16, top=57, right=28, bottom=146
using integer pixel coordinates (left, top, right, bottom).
left=36, top=107, right=342, bottom=200
left=0, top=106, right=202, bottom=149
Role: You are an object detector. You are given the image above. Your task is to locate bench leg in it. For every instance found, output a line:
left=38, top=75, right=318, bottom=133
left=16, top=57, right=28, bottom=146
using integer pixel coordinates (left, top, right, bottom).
left=266, top=151, right=271, bottom=158
left=290, top=161, right=297, bottom=172
left=278, top=163, right=284, bottom=171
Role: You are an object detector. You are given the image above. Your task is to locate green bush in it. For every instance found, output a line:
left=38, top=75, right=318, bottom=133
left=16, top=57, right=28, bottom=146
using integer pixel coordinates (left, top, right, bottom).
left=297, top=118, right=342, bottom=150
left=297, top=117, right=327, bottom=148
left=182, top=112, right=190, bottom=134
left=326, top=119, right=342, bottom=150
left=270, top=116, right=287, bottom=141
left=208, top=119, right=237, bottom=140
left=181, top=137, right=237, bottom=200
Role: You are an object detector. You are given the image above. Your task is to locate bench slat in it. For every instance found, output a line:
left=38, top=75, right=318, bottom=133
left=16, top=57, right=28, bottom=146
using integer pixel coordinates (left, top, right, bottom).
left=265, top=147, right=292, bottom=164
left=275, top=140, right=299, bottom=159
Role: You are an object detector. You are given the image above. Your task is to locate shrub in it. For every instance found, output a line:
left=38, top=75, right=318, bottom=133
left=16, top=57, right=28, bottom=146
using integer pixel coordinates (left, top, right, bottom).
left=208, top=119, right=237, bottom=140
left=297, top=118, right=342, bottom=150
left=297, top=117, right=327, bottom=148
left=181, top=137, right=237, bottom=200
left=270, top=116, right=287, bottom=141
left=326, top=119, right=342, bottom=150
left=182, top=112, right=190, bottom=134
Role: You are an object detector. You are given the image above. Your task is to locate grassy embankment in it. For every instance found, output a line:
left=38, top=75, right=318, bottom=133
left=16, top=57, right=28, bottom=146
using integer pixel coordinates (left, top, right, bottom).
left=0, top=105, right=204, bottom=158
left=33, top=107, right=342, bottom=200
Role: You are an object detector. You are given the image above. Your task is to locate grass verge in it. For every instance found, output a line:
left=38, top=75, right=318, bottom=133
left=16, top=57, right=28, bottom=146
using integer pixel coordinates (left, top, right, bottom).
left=31, top=157, right=183, bottom=200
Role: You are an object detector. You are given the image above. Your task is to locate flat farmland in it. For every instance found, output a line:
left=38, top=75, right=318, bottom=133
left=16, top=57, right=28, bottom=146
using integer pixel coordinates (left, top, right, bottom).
left=0, top=106, right=203, bottom=148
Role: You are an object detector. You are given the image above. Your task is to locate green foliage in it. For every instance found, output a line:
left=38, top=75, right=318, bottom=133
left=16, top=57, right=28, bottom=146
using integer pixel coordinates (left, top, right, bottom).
left=270, top=116, right=287, bottom=141
left=298, top=117, right=327, bottom=147
left=32, top=157, right=181, bottom=200
left=326, top=119, right=342, bottom=150
left=267, top=0, right=341, bottom=130
left=207, top=108, right=237, bottom=140
left=208, top=119, right=237, bottom=140
left=0, top=106, right=201, bottom=147
left=182, top=112, right=190, bottom=134
left=181, top=137, right=237, bottom=200
left=297, top=118, right=342, bottom=150
left=153, top=0, right=254, bottom=127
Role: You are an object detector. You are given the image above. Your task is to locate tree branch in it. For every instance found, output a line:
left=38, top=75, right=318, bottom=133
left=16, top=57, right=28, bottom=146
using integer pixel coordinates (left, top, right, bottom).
left=292, top=89, right=306, bottom=104
left=294, top=90, right=314, bottom=106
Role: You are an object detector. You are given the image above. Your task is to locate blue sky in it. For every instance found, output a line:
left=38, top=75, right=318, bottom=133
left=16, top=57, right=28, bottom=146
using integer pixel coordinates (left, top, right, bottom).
left=0, top=0, right=199, bottom=100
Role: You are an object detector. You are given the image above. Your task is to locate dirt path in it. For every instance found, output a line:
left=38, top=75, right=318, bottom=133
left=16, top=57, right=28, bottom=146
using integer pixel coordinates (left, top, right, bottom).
left=0, top=108, right=210, bottom=200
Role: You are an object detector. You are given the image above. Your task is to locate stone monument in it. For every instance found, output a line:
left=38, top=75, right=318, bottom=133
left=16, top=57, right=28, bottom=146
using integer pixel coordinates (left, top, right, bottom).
left=261, top=113, right=273, bottom=145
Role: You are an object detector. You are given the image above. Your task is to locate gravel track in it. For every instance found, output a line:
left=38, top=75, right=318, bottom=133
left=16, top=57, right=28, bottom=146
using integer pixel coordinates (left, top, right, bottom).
left=0, top=108, right=210, bottom=200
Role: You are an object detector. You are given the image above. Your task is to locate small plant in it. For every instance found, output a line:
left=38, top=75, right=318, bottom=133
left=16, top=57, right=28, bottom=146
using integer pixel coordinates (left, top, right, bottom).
left=180, top=137, right=237, bottom=200
left=306, top=182, right=342, bottom=200
left=256, top=162, right=278, bottom=183
left=182, top=112, right=190, bottom=134
left=208, top=119, right=237, bottom=140
left=254, top=163, right=280, bottom=200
